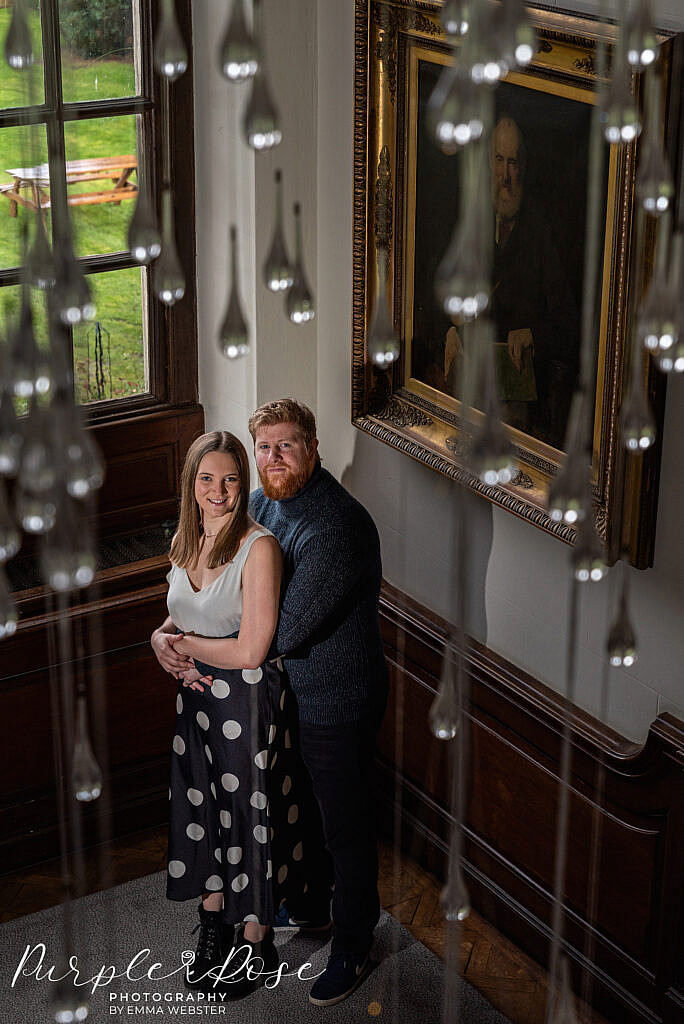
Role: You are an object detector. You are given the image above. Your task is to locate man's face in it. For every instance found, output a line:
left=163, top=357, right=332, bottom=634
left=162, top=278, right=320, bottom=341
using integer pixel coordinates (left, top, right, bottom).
left=491, top=120, right=524, bottom=221
left=254, top=422, right=319, bottom=500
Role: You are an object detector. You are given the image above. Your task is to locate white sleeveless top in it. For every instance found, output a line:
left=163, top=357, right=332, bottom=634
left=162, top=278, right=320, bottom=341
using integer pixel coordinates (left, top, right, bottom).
left=166, top=527, right=274, bottom=638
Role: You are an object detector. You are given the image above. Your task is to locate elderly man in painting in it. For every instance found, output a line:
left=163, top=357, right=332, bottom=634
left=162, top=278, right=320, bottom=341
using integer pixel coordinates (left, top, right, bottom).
left=445, top=114, right=578, bottom=448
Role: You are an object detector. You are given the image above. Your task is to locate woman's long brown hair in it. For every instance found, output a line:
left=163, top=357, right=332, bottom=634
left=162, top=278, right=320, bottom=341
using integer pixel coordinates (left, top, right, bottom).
left=170, top=431, right=251, bottom=570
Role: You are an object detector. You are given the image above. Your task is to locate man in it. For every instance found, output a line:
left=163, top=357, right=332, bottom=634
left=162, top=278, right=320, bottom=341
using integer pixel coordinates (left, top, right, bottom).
left=247, top=398, right=388, bottom=1006
left=445, top=115, right=578, bottom=445
left=490, top=114, right=533, bottom=374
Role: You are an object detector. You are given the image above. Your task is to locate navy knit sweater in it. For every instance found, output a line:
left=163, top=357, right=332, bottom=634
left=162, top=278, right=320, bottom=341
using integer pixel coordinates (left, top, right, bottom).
left=249, top=465, right=388, bottom=726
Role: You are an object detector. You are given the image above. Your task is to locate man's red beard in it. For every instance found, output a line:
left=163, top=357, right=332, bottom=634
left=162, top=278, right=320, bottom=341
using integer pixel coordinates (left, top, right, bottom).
left=259, top=463, right=312, bottom=500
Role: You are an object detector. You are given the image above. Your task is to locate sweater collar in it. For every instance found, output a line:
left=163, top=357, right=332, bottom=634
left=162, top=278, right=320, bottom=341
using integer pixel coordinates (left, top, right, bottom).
left=276, top=462, right=329, bottom=510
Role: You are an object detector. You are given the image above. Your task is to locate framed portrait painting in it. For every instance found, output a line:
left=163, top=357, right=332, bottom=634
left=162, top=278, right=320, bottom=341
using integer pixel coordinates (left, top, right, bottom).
left=351, top=1, right=680, bottom=568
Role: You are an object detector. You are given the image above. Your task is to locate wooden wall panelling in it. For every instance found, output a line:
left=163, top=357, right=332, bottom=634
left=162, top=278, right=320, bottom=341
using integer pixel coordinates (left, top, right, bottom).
left=94, top=404, right=204, bottom=535
left=0, top=560, right=177, bottom=873
left=0, top=402, right=204, bottom=871
left=377, top=582, right=684, bottom=1024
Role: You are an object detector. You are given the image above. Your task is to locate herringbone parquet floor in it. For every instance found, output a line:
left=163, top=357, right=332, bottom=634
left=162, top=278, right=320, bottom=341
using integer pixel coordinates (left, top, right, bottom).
left=376, top=842, right=607, bottom=1024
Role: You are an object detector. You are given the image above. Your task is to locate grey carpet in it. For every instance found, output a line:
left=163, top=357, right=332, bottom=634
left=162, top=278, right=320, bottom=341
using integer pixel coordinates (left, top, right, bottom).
left=0, top=871, right=511, bottom=1023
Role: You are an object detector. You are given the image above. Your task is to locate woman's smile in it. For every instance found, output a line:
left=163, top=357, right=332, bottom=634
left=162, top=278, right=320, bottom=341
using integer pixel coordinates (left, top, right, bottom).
left=194, top=451, right=241, bottom=526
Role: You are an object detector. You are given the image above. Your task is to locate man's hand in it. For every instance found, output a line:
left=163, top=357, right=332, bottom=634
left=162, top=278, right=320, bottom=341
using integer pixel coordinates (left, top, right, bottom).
left=445, top=325, right=463, bottom=381
left=151, top=628, right=193, bottom=678
left=179, top=664, right=213, bottom=693
left=507, top=328, right=533, bottom=373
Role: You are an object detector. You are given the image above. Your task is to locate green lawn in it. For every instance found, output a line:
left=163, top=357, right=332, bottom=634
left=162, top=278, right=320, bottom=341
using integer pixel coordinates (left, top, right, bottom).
left=0, top=8, right=146, bottom=405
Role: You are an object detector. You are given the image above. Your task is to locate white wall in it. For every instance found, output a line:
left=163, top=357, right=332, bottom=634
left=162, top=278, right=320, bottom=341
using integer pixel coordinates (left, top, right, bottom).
left=193, top=0, right=257, bottom=444
left=194, top=0, right=318, bottom=468
left=194, top=0, right=684, bottom=742
left=253, top=0, right=318, bottom=412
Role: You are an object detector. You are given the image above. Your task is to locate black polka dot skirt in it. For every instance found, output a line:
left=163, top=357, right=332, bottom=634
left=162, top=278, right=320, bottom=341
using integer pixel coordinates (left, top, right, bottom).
left=166, top=658, right=305, bottom=924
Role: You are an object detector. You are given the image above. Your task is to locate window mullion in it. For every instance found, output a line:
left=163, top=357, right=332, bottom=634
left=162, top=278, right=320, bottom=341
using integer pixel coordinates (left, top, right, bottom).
left=62, top=98, right=154, bottom=122
left=38, top=0, right=78, bottom=398
left=39, top=0, right=69, bottom=244
left=0, top=106, right=49, bottom=130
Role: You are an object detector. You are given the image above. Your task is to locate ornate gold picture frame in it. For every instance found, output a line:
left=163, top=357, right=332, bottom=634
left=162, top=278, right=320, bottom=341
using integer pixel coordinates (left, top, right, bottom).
left=351, top=1, right=676, bottom=568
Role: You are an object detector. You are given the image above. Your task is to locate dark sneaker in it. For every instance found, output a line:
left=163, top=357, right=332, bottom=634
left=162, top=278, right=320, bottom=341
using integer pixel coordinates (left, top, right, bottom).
left=309, top=950, right=372, bottom=1006
left=222, top=929, right=279, bottom=1000
left=185, top=903, right=235, bottom=992
left=273, top=903, right=332, bottom=935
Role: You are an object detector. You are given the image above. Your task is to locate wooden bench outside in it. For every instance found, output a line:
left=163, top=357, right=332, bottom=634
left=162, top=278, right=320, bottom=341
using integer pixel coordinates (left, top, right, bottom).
left=0, top=155, right=138, bottom=220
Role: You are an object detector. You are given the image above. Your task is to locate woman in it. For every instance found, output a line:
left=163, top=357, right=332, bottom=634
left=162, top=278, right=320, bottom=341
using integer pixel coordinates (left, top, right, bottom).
left=151, top=431, right=304, bottom=996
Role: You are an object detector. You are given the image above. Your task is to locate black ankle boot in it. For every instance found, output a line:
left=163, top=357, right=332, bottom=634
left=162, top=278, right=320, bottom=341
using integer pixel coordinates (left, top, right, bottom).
left=185, top=903, right=236, bottom=992
left=222, top=928, right=278, bottom=1000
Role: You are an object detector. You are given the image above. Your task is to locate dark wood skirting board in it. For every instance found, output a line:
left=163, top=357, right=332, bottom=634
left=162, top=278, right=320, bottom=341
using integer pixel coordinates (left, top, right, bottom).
left=376, top=582, right=684, bottom=1024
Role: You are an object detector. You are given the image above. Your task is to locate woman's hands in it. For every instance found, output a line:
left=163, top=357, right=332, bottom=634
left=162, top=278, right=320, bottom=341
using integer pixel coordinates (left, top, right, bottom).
left=151, top=627, right=191, bottom=677
left=170, top=633, right=193, bottom=658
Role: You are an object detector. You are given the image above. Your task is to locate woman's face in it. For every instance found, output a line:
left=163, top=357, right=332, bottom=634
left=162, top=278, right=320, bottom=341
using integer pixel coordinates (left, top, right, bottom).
left=194, top=451, right=241, bottom=527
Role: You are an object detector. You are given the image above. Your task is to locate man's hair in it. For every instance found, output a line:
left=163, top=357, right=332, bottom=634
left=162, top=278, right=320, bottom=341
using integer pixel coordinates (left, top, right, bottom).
left=248, top=398, right=318, bottom=446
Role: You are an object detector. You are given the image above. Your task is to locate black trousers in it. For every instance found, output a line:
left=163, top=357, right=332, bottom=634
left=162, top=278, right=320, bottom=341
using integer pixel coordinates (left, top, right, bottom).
left=293, top=707, right=385, bottom=957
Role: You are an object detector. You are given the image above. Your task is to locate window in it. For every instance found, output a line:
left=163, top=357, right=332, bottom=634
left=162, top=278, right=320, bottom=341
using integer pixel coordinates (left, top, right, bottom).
left=0, top=0, right=197, bottom=422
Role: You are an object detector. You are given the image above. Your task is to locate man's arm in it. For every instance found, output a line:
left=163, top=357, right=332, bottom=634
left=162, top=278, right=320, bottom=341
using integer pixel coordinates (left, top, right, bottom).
left=274, top=528, right=368, bottom=656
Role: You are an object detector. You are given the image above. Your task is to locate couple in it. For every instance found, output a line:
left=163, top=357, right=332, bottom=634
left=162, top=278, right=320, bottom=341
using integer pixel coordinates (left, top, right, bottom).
left=151, top=398, right=388, bottom=1006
